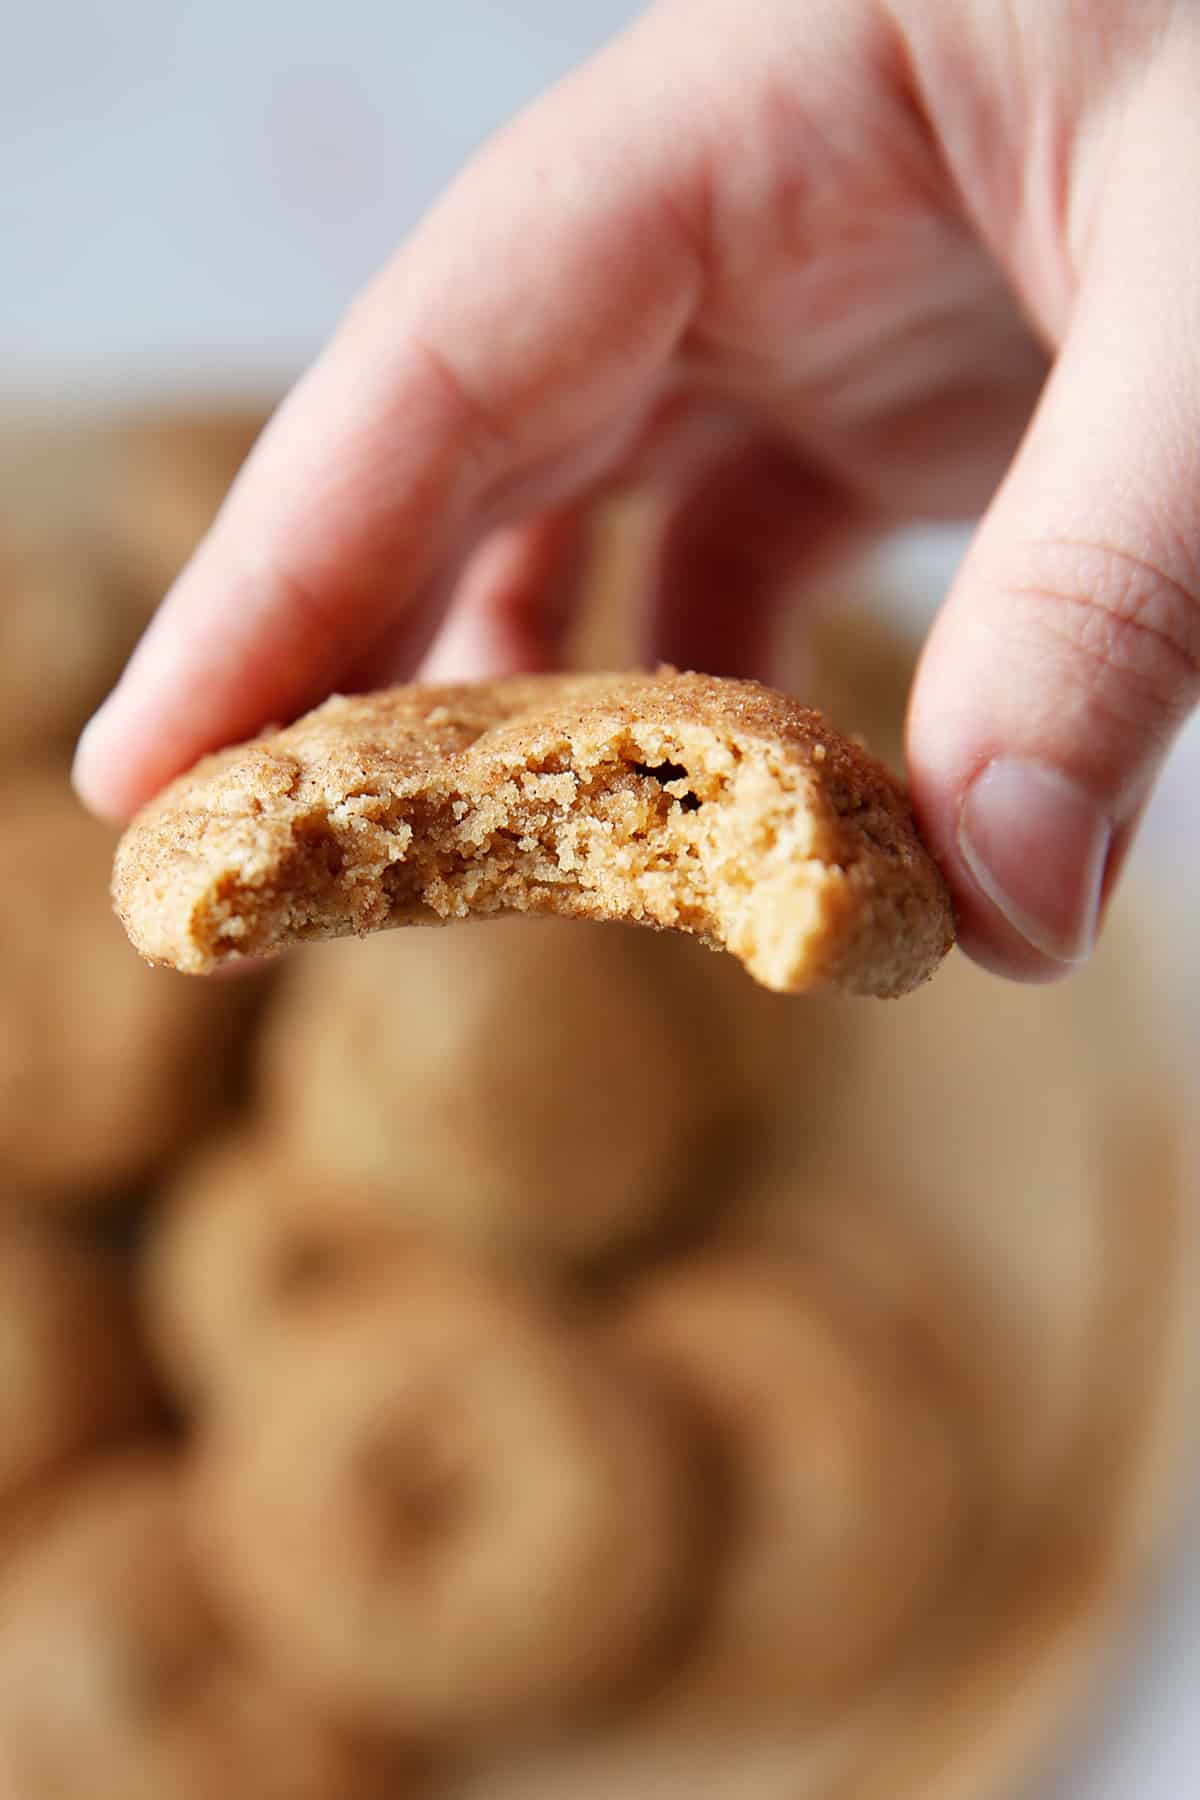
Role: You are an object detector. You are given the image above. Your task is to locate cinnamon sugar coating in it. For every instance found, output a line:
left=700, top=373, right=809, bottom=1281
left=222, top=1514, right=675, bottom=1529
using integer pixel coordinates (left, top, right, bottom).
left=114, top=671, right=953, bottom=997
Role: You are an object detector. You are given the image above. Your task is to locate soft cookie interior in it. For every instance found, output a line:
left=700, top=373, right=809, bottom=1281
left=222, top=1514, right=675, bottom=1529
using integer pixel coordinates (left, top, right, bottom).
left=113, top=673, right=953, bottom=997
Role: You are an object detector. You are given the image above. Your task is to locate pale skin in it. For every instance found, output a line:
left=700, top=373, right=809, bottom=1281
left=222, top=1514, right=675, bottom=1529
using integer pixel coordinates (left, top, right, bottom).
left=73, top=0, right=1200, bottom=981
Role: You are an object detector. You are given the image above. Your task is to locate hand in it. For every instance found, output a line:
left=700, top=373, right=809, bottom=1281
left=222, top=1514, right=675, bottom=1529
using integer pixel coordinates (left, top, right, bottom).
left=73, top=0, right=1200, bottom=981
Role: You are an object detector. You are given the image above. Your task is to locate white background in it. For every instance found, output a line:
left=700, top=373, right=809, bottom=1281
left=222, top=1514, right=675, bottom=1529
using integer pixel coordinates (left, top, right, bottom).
left=4, top=6, right=1198, bottom=1792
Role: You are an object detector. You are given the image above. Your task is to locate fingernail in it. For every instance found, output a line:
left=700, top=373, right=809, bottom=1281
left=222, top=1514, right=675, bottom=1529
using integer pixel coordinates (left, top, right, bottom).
left=70, top=710, right=99, bottom=787
left=958, top=759, right=1112, bottom=965
left=71, top=706, right=107, bottom=793
left=71, top=700, right=126, bottom=823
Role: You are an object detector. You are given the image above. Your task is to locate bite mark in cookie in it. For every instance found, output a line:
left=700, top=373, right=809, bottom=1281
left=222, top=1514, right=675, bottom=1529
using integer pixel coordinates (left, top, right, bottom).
left=112, top=670, right=954, bottom=997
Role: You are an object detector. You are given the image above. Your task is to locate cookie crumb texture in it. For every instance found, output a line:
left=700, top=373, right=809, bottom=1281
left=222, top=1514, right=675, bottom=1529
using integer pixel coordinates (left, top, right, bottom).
left=114, top=671, right=953, bottom=997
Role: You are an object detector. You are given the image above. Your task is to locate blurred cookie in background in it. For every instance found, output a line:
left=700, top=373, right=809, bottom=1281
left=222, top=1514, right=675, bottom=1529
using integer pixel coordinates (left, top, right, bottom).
left=745, top=912, right=1180, bottom=1520
left=616, top=1244, right=967, bottom=1728
left=0, top=1450, right=412, bottom=1800
left=0, top=1219, right=159, bottom=1517
left=444, top=960, right=1199, bottom=1800
left=0, top=771, right=259, bottom=1211
left=0, top=522, right=145, bottom=766
left=800, top=603, right=918, bottom=776
left=0, top=418, right=137, bottom=768
left=254, top=916, right=824, bottom=1273
left=0, top=403, right=272, bottom=770
left=567, top=498, right=648, bottom=673
left=188, top=1243, right=708, bottom=1746
left=141, top=1128, right=403, bottom=1410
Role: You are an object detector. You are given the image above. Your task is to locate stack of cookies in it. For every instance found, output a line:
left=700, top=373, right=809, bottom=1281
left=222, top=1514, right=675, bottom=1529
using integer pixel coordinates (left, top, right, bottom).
left=0, top=411, right=1193, bottom=1800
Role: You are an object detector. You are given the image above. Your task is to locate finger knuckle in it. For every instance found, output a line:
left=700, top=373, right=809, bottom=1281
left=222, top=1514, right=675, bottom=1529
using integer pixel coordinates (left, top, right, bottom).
left=1005, top=533, right=1200, bottom=734
left=406, top=331, right=516, bottom=468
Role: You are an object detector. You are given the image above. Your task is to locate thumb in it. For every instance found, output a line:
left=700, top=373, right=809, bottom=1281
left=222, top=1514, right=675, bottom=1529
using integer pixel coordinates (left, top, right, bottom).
left=908, top=88, right=1200, bottom=979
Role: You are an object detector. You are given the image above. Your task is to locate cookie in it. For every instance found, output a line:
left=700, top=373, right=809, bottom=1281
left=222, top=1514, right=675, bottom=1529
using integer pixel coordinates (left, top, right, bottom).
left=254, top=917, right=763, bottom=1271
left=188, top=1245, right=706, bottom=1743
left=0, top=1222, right=157, bottom=1511
left=0, top=421, right=160, bottom=765
left=0, top=1451, right=407, bottom=1800
left=113, top=670, right=954, bottom=996
left=617, top=1247, right=965, bottom=1726
left=0, top=520, right=147, bottom=765
left=0, top=771, right=254, bottom=1207
left=0, top=405, right=269, bottom=769
left=141, top=1130, right=399, bottom=1407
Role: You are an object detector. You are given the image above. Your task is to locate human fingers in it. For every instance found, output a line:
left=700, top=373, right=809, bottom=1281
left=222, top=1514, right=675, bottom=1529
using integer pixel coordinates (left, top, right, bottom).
left=72, top=7, right=710, bottom=822
left=907, top=46, right=1200, bottom=979
left=416, top=510, right=586, bottom=685
left=644, top=437, right=871, bottom=683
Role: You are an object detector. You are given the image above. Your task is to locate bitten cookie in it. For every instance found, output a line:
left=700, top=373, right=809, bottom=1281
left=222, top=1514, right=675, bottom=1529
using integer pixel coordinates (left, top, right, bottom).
left=113, top=671, right=953, bottom=996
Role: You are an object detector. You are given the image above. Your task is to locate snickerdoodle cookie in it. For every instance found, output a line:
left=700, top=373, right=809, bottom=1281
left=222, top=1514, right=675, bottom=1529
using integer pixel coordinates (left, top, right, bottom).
left=113, top=671, right=953, bottom=996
